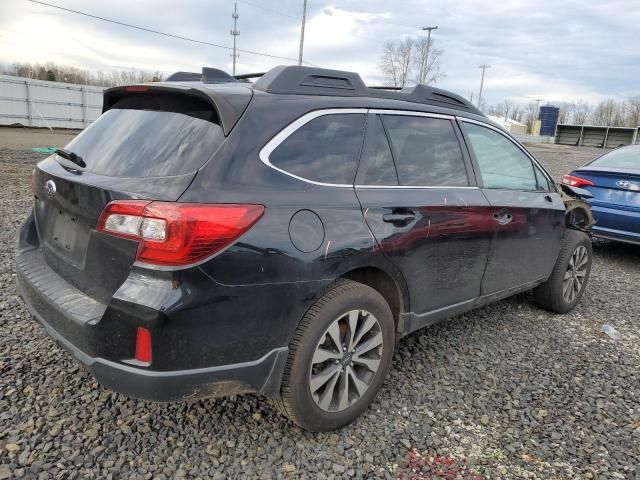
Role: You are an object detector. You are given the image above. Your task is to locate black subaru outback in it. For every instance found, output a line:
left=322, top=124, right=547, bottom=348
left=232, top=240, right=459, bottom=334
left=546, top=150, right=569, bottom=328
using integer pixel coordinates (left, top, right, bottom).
left=16, top=66, right=593, bottom=431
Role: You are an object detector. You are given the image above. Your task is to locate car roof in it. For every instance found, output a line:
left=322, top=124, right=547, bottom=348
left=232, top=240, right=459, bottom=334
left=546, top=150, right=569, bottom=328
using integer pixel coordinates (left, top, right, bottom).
left=163, top=65, right=485, bottom=117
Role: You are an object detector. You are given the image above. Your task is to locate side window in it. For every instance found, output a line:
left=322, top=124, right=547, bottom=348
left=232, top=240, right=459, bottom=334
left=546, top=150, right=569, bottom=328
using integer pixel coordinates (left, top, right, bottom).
left=268, top=113, right=365, bottom=185
left=462, top=122, right=537, bottom=190
left=358, top=115, right=398, bottom=185
left=381, top=115, right=469, bottom=187
left=533, top=163, right=552, bottom=191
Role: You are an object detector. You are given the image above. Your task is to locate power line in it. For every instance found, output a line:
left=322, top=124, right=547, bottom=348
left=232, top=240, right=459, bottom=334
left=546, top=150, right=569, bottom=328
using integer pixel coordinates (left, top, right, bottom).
left=236, top=0, right=420, bottom=31
left=235, top=0, right=298, bottom=19
left=24, top=0, right=313, bottom=65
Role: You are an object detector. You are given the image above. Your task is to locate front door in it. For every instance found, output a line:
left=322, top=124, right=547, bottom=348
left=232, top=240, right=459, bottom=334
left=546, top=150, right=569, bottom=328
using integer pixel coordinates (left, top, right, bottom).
left=355, top=112, right=494, bottom=320
left=459, top=120, right=565, bottom=294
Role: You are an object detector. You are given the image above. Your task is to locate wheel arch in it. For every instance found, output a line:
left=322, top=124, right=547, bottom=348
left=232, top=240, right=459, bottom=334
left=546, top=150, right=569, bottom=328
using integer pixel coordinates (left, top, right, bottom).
left=339, top=265, right=409, bottom=336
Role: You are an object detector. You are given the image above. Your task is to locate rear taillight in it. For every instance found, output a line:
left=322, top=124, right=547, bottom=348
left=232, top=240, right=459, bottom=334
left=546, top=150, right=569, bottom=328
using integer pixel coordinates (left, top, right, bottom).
left=562, top=174, right=593, bottom=188
left=97, top=201, right=265, bottom=266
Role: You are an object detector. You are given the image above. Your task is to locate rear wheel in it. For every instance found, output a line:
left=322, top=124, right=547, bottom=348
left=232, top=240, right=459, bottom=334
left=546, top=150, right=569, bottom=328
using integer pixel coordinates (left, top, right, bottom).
left=277, top=280, right=395, bottom=431
left=534, top=229, right=592, bottom=313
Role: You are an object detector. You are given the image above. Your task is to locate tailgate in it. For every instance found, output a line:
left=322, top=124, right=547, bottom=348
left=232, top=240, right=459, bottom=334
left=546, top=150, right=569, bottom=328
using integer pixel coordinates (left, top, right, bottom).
left=32, top=159, right=195, bottom=302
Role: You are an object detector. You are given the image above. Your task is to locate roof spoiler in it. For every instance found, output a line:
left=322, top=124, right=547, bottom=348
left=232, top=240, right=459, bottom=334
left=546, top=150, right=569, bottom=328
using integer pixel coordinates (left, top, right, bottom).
left=102, top=83, right=252, bottom=135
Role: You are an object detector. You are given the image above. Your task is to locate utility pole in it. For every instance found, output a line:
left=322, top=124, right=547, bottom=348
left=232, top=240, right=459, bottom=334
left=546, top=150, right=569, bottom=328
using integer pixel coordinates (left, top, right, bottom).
left=230, top=2, right=240, bottom=75
left=477, top=64, right=491, bottom=109
left=533, top=98, right=543, bottom=135
left=298, top=0, right=307, bottom=66
left=420, top=26, right=438, bottom=84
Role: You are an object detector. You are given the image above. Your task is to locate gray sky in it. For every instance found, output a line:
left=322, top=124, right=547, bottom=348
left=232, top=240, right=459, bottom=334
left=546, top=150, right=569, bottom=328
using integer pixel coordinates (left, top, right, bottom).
left=1, top=0, right=638, bottom=105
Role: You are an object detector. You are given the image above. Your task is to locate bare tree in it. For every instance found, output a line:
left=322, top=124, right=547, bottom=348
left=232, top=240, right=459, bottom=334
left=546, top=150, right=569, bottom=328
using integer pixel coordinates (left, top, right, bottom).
left=524, top=102, right=537, bottom=133
left=502, top=99, right=514, bottom=120
left=0, top=61, right=164, bottom=87
left=396, top=38, right=414, bottom=88
left=413, top=37, right=445, bottom=85
left=557, top=102, right=571, bottom=124
left=573, top=100, right=592, bottom=125
left=592, top=99, right=619, bottom=126
left=627, top=96, right=640, bottom=127
left=379, top=41, right=401, bottom=87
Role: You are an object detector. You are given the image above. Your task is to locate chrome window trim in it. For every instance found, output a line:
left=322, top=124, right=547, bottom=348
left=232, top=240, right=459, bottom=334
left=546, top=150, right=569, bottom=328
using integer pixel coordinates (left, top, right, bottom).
left=456, top=116, right=556, bottom=187
left=354, top=185, right=478, bottom=190
left=258, top=108, right=367, bottom=188
left=258, top=108, right=470, bottom=189
left=369, top=109, right=455, bottom=120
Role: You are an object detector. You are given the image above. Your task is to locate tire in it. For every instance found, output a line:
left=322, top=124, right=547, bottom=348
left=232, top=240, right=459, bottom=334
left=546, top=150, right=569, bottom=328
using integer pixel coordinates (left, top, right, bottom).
left=534, top=229, right=592, bottom=314
left=277, top=279, right=395, bottom=432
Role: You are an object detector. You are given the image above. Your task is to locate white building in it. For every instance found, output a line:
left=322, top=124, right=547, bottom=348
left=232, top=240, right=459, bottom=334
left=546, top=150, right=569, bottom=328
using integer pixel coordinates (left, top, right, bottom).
left=487, top=115, right=528, bottom=135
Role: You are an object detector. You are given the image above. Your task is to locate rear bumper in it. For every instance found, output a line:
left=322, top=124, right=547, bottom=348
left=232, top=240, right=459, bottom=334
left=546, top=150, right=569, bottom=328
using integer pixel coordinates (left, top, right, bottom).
left=591, top=204, right=640, bottom=245
left=15, top=213, right=291, bottom=401
left=17, top=271, right=288, bottom=400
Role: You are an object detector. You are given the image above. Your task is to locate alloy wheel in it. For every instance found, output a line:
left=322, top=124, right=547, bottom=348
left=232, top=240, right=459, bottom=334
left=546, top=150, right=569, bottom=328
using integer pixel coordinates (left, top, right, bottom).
left=309, top=310, right=383, bottom=412
left=563, top=245, right=589, bottom=302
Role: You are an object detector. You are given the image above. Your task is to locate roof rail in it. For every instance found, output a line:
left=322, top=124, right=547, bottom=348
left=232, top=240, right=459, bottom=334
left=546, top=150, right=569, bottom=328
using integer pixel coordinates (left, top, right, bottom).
left=165, top=67, right=238, bottom=84
left=254, top=65, right=367, bottom=95
left=253, top=65, right=482, bottom=114
left=165, top=71, right=201, bottom=82
left=234, top=72, right=265, bottom=81
left=202, top=67, right=237, bottom=83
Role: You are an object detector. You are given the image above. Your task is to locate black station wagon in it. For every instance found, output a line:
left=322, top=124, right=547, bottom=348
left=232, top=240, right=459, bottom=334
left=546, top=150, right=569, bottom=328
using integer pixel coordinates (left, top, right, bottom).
left=16, top=66, right=593, bottom=431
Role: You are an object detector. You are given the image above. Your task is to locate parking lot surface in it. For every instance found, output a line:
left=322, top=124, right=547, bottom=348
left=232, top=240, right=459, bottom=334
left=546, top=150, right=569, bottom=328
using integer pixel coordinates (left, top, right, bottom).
left=0, top=130, right=638, bottom=479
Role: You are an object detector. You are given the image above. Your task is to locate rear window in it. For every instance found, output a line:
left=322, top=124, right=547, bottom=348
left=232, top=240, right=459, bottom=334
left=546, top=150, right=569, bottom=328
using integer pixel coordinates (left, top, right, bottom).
left=62, top=94, right=224, bottom=177
left=589, top=147, right=640, bottom=170
left=268, top=113, right=365, bottom=185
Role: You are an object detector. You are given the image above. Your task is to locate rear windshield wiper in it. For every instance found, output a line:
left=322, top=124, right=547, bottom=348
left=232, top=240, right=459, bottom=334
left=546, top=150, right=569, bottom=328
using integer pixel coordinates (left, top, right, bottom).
left=55, top=148, right=86, bottom=168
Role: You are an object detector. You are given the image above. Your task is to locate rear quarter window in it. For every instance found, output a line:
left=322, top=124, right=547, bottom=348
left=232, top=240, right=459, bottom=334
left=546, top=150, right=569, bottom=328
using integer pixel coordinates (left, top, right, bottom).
left=267, top=113, right=365, bottom=185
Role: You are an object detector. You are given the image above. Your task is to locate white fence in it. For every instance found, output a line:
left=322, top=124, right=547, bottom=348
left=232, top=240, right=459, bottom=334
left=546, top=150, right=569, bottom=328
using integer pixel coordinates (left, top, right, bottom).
left=0, top=75, right=104, bottom=129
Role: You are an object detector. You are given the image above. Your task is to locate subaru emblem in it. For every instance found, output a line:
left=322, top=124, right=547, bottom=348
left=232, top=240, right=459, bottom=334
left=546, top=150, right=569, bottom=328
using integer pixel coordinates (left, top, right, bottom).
left=44, top=179, right=56, bottom=198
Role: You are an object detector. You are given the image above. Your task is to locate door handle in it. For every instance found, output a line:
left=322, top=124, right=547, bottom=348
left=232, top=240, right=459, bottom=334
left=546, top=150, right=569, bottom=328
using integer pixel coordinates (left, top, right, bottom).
left=492, top=208, right=513, bottom=225
left=382, top=210, right=416, bottom=226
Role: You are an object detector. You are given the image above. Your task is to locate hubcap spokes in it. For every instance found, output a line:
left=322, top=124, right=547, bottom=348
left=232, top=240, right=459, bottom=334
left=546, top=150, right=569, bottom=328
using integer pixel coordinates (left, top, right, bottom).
left=309, top=310, right=383, bottom=412
left=563, top=245, right=588, bottom=302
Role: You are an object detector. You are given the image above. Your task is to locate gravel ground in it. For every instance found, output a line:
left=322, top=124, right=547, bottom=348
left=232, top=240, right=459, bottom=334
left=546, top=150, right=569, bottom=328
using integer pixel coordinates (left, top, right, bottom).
left=1, top=140, right=639, bottom=479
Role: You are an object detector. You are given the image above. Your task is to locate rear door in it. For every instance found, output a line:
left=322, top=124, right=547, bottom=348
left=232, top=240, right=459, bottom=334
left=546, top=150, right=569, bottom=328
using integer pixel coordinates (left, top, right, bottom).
left=32, top=89, right=232, bottom=301
left=355, top=111, right=493, bottom=322
left=459, top=119, right=565, bottom=294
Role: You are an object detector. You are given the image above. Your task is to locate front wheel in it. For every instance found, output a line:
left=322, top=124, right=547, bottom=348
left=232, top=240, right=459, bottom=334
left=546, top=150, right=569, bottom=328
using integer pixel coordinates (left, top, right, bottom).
left=277, top=279, right=395, bottom=432
left=534, top=229, right=592, bottom=314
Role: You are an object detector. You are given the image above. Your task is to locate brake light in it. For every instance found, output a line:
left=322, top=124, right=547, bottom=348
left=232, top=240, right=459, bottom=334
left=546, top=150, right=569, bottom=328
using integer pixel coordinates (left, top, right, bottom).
left=97, top=201, right=265, bottom=266
left=562, top=175, right=593, bottom=188
left=135, top=327, right=152, bottom=364
left=125, top=86, right=149, bottom=92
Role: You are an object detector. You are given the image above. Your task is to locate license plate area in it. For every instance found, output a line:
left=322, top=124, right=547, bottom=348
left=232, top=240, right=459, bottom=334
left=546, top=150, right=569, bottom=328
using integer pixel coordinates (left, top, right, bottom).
left=40, top=205, right=90, bottom=266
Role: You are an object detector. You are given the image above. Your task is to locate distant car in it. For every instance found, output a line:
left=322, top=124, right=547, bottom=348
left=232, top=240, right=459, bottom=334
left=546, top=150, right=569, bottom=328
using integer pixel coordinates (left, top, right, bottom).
left=563, top=145, right=640, bottom=245
left=17, top=65, right=594, bottom=432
